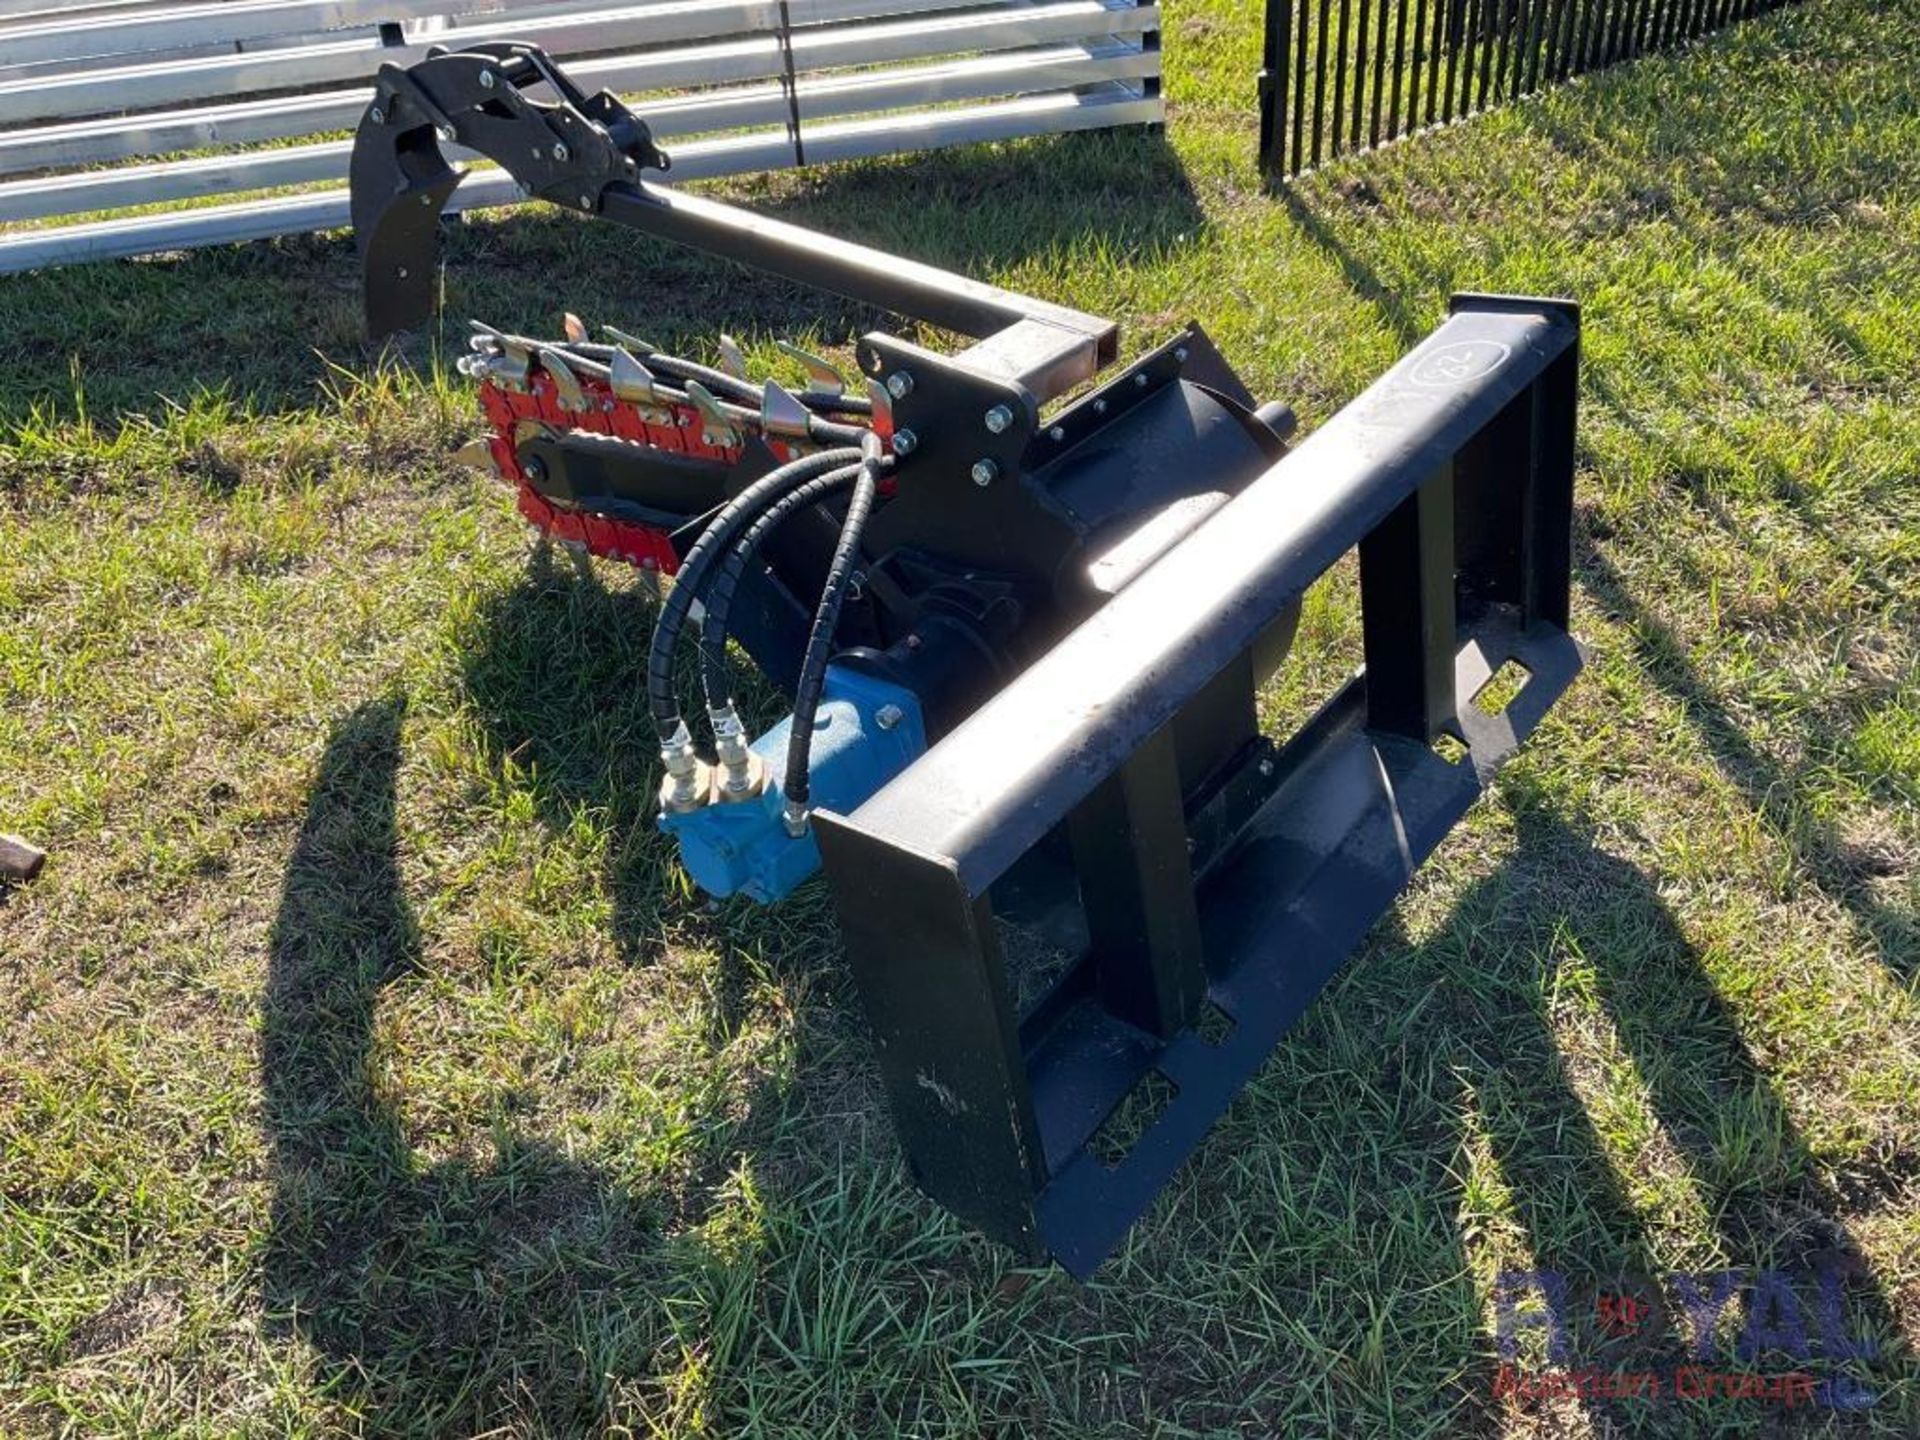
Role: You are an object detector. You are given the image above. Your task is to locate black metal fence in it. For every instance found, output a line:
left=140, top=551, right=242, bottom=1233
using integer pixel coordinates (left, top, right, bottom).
left=1259, top=0, right=1797, bottom=179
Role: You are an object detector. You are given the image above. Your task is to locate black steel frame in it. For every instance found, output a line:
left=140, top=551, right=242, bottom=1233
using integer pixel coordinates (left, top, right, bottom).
left=817, top=296, right=1583, bottom=1274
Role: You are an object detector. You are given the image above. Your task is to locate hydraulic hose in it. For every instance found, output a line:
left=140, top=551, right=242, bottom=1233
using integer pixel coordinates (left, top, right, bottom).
left=782, top=442, right=885, bottom=817
left=647, top=446, right=862, bottom=740
left=699, top=461, right=869, bottom=714
left=477, top=328, right=872, bottom=417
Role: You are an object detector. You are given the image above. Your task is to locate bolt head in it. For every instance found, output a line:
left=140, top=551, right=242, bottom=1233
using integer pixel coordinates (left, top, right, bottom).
left=1134, top=373, right=1150, bottom=389
left=1175, top=346, right=1191, bottom=363
left=1049, top=425, right=1066, bottom=442
left=436, top=125, right=456, bottom=143
left=875, top=704, right=905, bottom=731
left=892, top=429, right=919, bottom=456
left=479, top=69, right=496, bottom=88
left=885, top=371, right=914, bottom=399
left=970, top=459, right=999, bottom=487
left=552, top=142, right=570, bottom=161
left=983, top=404, right=1014, bottom=434
left=579, top=193, right=594, bottom=210
left=395, top=265, right=409, bottom=279
left=369, top=106, right=385, bottom=125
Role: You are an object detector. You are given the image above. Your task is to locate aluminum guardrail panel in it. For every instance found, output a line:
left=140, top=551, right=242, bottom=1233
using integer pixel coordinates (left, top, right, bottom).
left=0, top=0, right=1160, bottom=269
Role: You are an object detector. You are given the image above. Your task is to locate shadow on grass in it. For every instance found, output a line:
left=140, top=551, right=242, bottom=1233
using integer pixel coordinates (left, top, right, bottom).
left=1384, top=800, right=1903, bottom=1429
left=1575, top=531, right=1919, bottom=984
left=450, top=541, right=819, bottom=974
left=1276, top=166, right=1916, bottom=987
left=0, top=126, right=1204, bottom=430
left=259, top=693, right=786, bottom=1431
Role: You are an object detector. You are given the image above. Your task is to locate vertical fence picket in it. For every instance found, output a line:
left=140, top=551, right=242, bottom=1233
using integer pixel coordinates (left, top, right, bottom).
left=1408, top=0, right=1429, bottom=134
left=1370, top=0, right=1392, bottom=148
left=1312, top=0, right=1331, bottom=167
left=1389, top=0, right=1412, bottom=148
left=1332, top=0, right=1352, bottom=161
left=1350, top=0, right=1372, bottom=151
left=1293, top=0, right=1312, bottom=173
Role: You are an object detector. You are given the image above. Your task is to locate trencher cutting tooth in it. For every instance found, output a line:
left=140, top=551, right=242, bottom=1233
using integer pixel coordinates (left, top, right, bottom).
left=683, top=380, right=743, bottom=448
left=538, top=346, right=589, bottom=412
left=603, top=325, right=657, bottom=355
left=717, top=335, right=750, bottom=380
left=608, top=347, right=661, bottom=405
left=452, top=436, right=500, bottom=476
left=775, top=339, right=847, bottom=397
left=865, top=377, right=895, bottom=440
left=563, top=312, right=590, bottom=343
left=760, top=378, right=812, bottom=438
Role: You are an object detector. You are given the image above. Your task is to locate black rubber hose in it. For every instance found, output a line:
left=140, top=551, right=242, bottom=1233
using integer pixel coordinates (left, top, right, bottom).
left=802, top=416, right=874, bottom=447
left=632, top=351, right=874, bottom=418
left=646, top=446, right=862, bottom=739
left=699, top=461, right=869, bottom=714
left=637, top=352, right=763, bottom=407
left=782, top=448, right=884, bottom=810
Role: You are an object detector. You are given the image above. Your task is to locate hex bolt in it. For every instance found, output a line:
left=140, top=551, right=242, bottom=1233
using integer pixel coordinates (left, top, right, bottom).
left=436, top=125, right=456, bottom=143
left=970, top=459, right=999, bottom=488
left=1257, top=757, right=1276, bottom=778
left=1175, top=346, right=1191, bottom=363
left=479, top=69, right=496, bottom=88
left=1134, top=373, right=1150, bottom=389
left=524, top=457, right=548, bottom=482
left=892, top=429, right=919, bottom=456
left=579, top=194, right=594, bottom=210
left=369, top=105, right=386, bottom=124
left=395, top=265, right=409, bottom=279
left=1049, top=425, right=1067, bottom=442
left=875, top=704, right=905, bottom=731
left=552, top=142, right=570, bottom=162
left=983, top=404, right=1014, bottom=434
left=885, top=371, right=915, bottom=399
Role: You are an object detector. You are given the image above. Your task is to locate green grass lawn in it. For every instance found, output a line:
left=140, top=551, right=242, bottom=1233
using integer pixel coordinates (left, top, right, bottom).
left=3, top=0, right=1918, bottom=1434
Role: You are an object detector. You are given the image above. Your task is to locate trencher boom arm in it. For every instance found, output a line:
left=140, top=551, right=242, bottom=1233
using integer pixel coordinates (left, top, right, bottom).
left=354, top=41, right=1116, bottom=397
left=352, top=46, right=1583, bottom=1275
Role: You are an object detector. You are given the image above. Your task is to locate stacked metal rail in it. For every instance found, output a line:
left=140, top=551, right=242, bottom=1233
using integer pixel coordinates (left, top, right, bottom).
left=0, top=0, right=1162, bottom=272
left=1260, top=0, right=1798, bottom=179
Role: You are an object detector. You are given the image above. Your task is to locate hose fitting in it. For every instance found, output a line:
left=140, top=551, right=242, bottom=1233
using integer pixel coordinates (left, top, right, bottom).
left=781, top=797, right=810, bottom=838
left=657, top=721, right=713, bottom=815
left=709, top=704, right=767, bottom=802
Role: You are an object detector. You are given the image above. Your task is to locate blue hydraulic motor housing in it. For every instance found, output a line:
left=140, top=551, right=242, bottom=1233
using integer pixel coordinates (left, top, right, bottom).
left=658, top=666, right=926, bottom=904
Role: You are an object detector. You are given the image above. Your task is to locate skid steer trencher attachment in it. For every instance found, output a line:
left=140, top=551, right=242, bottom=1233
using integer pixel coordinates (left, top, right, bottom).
left=353, top=45, right=1584, bottom=1276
